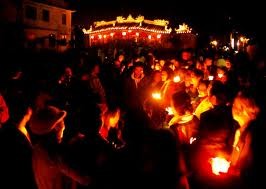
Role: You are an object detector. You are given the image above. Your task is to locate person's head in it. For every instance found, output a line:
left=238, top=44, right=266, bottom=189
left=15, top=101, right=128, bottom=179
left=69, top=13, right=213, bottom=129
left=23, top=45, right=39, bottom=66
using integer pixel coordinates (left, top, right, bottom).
left=197, top=80, right=210, bottom=98
left=152, top=70, right=162, bottom=83
left=86, top=56, right=101, bottom=75
left=29, top=106, right=67, bottom=144
left=118, top=54, right=125, bottom=63
left=204, top=57, right=213, bottom=67
left=232, top=91, right=260, bottom=127
left=171, top=91, right=192, bottom=116
left=133, top=62, right=144, bottom=78
left=216, top=67, right=228, bottom=84
left=190, top=69, right=204, bottom=87
left=208, top=80, right=228, bottom=106
left=181, top=50, right=192, bottom=61
left=170, top=58, right=180, bottom=68
left=64, top=67, right=73, bottom=77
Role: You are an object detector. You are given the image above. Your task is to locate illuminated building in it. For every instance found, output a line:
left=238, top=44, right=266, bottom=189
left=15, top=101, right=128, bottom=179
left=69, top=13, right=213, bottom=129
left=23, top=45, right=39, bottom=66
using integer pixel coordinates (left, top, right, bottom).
left=83, top=15, right=173, bottom=48
left=83, top=15, right=197, bottom=49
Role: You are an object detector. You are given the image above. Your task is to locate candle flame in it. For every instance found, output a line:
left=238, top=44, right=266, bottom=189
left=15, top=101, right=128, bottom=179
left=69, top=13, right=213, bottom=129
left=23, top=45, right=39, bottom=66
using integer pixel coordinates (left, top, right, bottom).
left=173, top=75, right=181, bottom=83
left=152, top=92, right=161, bottom=100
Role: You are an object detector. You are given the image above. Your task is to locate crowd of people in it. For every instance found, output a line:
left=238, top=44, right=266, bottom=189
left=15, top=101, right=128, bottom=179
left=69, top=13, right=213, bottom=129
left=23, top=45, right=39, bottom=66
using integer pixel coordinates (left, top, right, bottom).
left=0, top=41, right=265, bottom=189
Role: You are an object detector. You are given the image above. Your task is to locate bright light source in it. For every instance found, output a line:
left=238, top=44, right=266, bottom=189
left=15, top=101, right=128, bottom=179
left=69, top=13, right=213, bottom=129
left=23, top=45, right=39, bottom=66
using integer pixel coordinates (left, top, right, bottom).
left=210, top=157, right=230, bottom=175
left=208, top=75, right=214, bottom=81
left=152, top=92, right=161, bottom=100
left=173, top=75, right=181, bottom=83
left=165, top=107, right=174, bottom=115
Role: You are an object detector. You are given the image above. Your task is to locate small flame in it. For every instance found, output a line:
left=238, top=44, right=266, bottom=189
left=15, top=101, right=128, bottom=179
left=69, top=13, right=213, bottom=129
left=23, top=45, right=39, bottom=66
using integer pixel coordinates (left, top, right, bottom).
left=165, top=107, right=174, bottom=115
left=210, top=157, right=230, bottom=175
left=109, top=111, right=120, bottom=128
left=152, top=92, right=161, bottom=100
left=208, top=75, right=214, bottom=81
left=189, top=137, right=196, bottom=144
left=173, top=75, right=181, bottom=83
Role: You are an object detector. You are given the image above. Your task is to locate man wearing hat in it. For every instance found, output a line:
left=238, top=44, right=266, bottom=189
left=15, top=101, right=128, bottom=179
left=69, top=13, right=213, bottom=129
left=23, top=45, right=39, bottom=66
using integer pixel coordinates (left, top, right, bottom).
left=29, top=106, right=90, bottom=189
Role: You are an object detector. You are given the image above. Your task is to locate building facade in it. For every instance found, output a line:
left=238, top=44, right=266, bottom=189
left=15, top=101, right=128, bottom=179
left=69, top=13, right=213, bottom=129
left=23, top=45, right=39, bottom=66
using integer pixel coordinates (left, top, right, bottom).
left=0, top=0, right=74, bottom=51
left=22, top=0, right=74, bottom=51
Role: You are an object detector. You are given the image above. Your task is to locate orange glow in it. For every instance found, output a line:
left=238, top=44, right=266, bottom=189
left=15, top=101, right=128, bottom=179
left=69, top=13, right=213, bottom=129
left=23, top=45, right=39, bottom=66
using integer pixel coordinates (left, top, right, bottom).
left=108, top=111, right=120, bottom=128
left=152, top=92, right=161, bottom=100
left=148, top=35, right=152, bottom=39
left=210, top=157, right=230, bottom=175
left=136, top=32, right=139, bottom=36
left=173, top=75, right=181, bottom=83
left=157, top=34, right=161, bottom=39
left=122, top=32, right=127, bottom=36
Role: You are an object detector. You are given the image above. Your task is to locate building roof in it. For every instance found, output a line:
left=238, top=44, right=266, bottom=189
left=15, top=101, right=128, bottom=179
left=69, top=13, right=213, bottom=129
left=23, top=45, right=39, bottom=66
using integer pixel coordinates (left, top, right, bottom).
left=84, top=15, right=172, bottom=34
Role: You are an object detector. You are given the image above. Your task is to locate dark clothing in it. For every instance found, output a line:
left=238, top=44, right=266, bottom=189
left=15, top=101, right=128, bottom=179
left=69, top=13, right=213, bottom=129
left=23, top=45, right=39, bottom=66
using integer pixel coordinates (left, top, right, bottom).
left=32, top=142, right=89, bottom=189
left=190, top=105, right=237, bottom=188
left=0, top=125, right=37, bottom=189
left=118, top=128, right=178, bottom=189
left=122, top=75, right=148, bottom=111
left=66, top=134, right=115, bottom=189
left=198, top=105, right=236, bottom=152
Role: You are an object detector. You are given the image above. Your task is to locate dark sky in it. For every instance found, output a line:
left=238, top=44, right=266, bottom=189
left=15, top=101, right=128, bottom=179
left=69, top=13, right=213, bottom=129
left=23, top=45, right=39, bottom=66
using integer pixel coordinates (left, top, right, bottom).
left=68, top=0, right=265, bottom=46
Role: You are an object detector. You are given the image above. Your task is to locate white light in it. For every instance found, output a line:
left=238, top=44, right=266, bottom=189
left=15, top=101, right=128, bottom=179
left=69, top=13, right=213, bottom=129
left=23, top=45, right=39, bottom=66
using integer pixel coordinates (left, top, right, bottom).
left=231, top=38, right=235, bottom=49
left=208, top=75, right=214, bottom=81
left=165, top=107, right=174, bottom=115
left=152, top=92, right=161, bottom=100
left=173, top=75, right=181, bottom=83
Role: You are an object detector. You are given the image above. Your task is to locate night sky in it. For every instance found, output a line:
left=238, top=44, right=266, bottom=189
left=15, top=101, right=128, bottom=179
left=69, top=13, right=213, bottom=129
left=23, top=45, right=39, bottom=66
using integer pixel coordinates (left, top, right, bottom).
left=68, top=0, right=265, bottom=47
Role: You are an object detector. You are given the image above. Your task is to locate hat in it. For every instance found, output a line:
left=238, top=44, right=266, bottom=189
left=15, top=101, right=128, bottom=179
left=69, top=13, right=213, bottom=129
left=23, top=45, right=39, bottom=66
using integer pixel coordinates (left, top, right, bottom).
left=29, top=106, right=67, bottom=135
